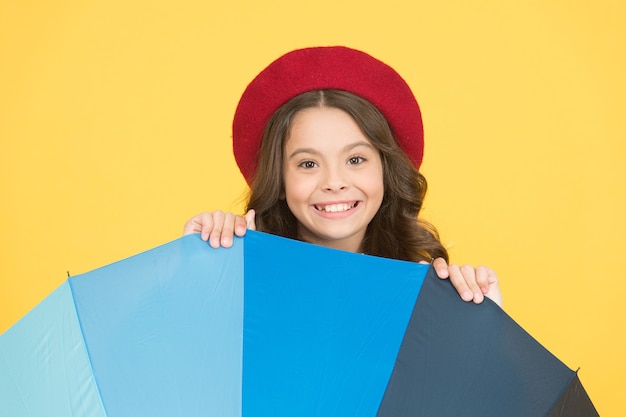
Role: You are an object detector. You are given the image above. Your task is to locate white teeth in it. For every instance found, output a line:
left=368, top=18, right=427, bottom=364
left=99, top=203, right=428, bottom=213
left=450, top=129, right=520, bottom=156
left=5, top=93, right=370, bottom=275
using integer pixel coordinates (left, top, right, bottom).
left=316, top=203, right=355, bottom=212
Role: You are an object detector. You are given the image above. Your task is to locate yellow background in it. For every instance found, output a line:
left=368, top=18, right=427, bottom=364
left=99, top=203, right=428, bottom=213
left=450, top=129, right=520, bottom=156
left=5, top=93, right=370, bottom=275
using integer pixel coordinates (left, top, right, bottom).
left=1, top=0, right=624, bottom=414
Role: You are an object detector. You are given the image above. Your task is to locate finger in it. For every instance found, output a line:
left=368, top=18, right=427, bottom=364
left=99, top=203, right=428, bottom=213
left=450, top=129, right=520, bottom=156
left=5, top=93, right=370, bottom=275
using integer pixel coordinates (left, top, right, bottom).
left=220, top=212, right=237, bottom=248
left=234, top=209, right=256, bottom=237
left=447, top=264, right=474, bottom=302
left=475, top=265, right=492, bottom=294
left=460, top=264, right=485, bottom=304
left=197, top=213, right=213, bottom=242
left=481, top=268, right=503, bottom=307
left=485, top=280, right=503, bottom=308
left=208, top=210, right=224, bottom=248
left=233, top=214, right=248, bottom=237
left=245, top=209, right=256, bottom=231
left=183, top=213, right=205, bottom=236
left=432, top=257, right=450, bottom=279
left=182, top=219, right=199, bottom=236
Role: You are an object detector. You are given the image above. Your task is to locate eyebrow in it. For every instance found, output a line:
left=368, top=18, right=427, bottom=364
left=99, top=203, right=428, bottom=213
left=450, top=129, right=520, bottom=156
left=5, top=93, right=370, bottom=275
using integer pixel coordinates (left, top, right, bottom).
left=287, top=141, right=375, bottom=160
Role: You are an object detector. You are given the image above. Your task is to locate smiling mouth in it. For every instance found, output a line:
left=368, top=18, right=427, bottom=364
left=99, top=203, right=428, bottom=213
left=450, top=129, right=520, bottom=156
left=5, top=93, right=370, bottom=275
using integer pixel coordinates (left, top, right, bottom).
left=314, top=202, right=358, bottom=213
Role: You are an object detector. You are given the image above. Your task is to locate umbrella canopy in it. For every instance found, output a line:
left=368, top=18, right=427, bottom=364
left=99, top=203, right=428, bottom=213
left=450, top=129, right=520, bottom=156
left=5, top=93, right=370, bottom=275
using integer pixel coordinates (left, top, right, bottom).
left=0, top=230, right=597, bottom=416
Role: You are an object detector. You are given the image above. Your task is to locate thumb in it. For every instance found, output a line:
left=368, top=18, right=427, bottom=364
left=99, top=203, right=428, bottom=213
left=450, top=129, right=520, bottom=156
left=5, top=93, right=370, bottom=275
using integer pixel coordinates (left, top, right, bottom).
left=245, top=209, right=256, bottom=230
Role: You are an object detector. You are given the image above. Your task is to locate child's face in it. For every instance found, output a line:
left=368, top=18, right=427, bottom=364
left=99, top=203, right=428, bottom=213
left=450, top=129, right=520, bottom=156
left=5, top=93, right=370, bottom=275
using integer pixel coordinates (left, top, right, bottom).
left=282, top=106, right=384, bottom=252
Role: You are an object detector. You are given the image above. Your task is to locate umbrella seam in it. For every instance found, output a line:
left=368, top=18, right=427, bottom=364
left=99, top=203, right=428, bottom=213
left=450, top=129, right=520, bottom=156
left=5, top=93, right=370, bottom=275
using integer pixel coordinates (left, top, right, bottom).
left=68, top=278, right=110, bottom=417
left=543, top=370, right=578, bottom=417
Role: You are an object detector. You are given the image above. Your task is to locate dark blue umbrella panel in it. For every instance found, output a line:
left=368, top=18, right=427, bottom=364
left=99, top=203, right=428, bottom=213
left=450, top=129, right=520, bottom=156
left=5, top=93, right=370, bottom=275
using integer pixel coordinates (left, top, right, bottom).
left=0, top=231, right=597, bottom=416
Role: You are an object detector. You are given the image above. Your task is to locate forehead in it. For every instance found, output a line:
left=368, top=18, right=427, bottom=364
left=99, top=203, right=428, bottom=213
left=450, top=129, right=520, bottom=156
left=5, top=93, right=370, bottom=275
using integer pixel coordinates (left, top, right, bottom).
left=286, top=107, right=373, bottom=148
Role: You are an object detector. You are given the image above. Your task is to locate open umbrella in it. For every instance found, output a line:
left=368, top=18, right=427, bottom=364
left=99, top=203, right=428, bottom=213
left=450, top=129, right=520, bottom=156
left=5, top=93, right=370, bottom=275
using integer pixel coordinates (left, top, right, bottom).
left=0, top=230, right=597, bottom=416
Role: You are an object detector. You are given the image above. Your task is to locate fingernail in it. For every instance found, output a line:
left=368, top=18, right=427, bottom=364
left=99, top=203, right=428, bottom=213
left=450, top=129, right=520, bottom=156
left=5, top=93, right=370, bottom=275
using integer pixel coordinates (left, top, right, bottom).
left=462, top=291, right=473, bottom=301
left=474, top=293, right=484, bottom=303
left=222, top=237, right=232, bottom=247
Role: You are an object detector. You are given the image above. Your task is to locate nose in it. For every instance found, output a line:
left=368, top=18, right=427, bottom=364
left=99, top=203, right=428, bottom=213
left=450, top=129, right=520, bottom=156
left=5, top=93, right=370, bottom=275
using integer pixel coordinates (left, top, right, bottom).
left=322, top=166, right=348, bottom=192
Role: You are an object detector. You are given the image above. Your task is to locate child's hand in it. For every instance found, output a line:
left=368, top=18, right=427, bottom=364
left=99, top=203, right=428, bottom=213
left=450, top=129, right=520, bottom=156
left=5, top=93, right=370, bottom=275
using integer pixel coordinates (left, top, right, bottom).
left=432, top=258, right=503, bottom=307
left=182, top=209, right=256, bottom=248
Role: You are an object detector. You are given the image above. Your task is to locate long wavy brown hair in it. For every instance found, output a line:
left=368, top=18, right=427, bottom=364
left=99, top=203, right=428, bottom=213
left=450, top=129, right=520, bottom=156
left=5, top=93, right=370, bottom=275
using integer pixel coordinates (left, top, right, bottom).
left=246, top=89, right=448, bottom=263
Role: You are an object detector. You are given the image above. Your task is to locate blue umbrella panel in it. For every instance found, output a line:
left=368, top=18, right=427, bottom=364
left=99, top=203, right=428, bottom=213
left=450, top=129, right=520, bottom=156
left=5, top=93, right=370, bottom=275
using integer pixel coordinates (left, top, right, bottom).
left=0, top=231, right=597, bottom=416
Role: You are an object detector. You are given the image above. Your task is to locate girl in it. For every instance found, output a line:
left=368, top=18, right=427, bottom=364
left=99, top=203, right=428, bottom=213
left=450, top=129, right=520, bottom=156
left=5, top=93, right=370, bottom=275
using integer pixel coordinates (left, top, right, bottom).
left=184, top=46, right=502, bottom=306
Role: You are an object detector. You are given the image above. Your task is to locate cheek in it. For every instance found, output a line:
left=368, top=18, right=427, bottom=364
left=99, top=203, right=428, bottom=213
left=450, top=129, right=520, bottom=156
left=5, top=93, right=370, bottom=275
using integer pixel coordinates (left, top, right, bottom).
left=283, top=174, right=308, bottom=204
left=365, top=165, right=385, bottom=198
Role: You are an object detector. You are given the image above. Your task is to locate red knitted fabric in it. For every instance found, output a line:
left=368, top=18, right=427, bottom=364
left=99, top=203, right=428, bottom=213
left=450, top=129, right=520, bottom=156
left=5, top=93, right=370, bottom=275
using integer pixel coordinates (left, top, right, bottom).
left=232, top=46, right=424, bottom=183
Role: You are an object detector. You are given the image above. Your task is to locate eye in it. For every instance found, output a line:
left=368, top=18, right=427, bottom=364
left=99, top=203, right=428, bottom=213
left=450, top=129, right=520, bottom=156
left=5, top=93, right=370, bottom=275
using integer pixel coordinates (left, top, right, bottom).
left=347, top=156, right=365, bottom=165
left=298, top=160, right=318, bottom=169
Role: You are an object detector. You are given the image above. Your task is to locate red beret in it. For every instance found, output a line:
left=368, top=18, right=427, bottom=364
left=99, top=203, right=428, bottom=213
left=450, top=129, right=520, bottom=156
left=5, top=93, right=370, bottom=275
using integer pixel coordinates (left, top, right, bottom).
left=232, top=46, right=424, bottom=183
